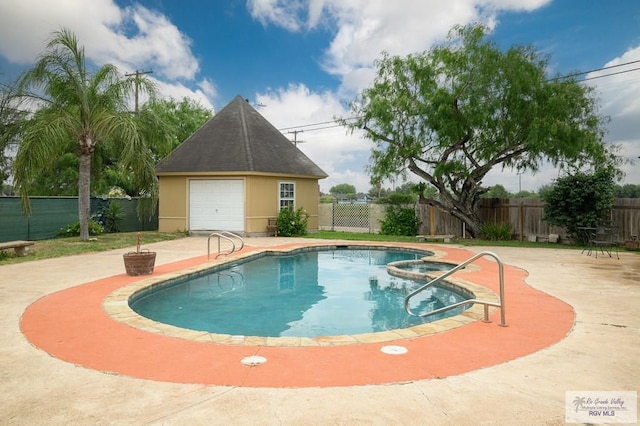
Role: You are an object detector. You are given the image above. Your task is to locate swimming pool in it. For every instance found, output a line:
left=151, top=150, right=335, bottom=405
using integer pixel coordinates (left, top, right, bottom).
left=130, top=247, right=471, bottom=338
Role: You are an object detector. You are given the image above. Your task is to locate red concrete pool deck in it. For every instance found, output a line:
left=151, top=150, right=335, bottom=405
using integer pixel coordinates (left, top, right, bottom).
left=3, top=237, right=639, bottom=424
left=20, top=242, right=573, bottom=388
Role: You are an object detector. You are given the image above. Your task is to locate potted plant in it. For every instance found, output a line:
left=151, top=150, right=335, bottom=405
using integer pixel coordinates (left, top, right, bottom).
left=123, top=232, right=156, bottom=276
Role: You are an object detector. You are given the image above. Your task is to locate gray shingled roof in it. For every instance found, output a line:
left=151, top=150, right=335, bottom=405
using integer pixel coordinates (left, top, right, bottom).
left=156, top=95, right=328, bottom=178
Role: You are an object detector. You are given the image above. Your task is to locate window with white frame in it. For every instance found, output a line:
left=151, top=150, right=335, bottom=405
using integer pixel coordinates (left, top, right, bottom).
left=279, top=182, right=295, bottom=210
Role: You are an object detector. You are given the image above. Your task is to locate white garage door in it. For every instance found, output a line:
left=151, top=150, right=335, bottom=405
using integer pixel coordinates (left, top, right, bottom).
left=189, top=179, right=245, bottom=231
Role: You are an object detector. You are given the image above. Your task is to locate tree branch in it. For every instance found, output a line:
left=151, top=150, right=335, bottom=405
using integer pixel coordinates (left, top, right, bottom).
left=362, top=124, right=398, bottom=146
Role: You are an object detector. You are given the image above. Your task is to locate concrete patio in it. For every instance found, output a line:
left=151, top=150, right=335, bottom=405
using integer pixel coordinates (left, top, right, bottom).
left=1, top=237, right=638, bottom=425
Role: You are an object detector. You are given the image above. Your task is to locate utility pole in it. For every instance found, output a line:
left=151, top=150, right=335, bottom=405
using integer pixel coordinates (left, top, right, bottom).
left=125, top=69, right=153, bottom=113
left=287, top=129, right=305, bottom=146
left=517, top=172, right=522, bottom=193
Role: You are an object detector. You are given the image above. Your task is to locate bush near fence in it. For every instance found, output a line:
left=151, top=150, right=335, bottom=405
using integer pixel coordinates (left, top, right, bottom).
left=0, top=196, right=158, bottom=243
left=319, top=198, right=640, bottom=243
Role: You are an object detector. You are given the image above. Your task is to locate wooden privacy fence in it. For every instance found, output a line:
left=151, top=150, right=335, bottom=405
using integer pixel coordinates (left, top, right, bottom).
left=416, top=199, right=569, bottom=241
left=319, top=198, right=640, bottom=242
left=421, top=198, right=640, bottom=242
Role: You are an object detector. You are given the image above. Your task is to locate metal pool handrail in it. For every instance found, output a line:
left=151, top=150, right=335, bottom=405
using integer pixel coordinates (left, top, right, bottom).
left=403, top=251, right=507, bottom=327
left=219, top=231, right=244, bottom=252
left=207, top=231, right=244, bottom=260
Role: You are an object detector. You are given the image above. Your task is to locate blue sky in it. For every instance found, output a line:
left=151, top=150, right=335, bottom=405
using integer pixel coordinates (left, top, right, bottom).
left=1, top=0, right=640, bottom=193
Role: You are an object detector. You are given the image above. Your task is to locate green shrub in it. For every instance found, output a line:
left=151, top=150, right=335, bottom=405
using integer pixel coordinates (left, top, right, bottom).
left=101, top=200, right=125, bottom=233
left=380, top=205, right=420, bottom=236
left=276, top=207, right=309, bottom=237
left=542, top=168, right=615, bottom=243
left=479, top=222, right=512, bottom=241
left=56, top=220, right=104, bottom=237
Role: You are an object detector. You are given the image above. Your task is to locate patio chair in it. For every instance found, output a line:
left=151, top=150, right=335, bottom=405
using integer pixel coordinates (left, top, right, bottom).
left=591, top=225, right=619, bottom=259
left=267, top=217, right=278, bottom=237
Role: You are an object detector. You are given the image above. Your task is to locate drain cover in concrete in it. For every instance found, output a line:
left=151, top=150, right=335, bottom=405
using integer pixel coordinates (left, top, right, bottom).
left=241, top=355, right=267, bottom=366
left=380, top=345, right=408, bottom=355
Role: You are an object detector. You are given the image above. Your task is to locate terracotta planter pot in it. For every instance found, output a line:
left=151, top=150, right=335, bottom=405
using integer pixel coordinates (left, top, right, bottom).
left=123, top=251, right=156, bottom=276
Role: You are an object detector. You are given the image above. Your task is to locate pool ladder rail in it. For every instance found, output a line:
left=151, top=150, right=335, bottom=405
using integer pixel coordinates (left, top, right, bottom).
left=207, top=231, right=244, bottom=260
left=404, top=251, right=507, bottom=327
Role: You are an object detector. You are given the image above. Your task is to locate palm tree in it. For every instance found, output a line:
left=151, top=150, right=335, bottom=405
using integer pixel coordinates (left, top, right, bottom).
left=9, top=28, right=165, bottom=240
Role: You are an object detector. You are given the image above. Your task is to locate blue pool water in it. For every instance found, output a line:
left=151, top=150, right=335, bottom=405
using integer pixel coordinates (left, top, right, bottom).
left=130, top=247, right=470, bottom=337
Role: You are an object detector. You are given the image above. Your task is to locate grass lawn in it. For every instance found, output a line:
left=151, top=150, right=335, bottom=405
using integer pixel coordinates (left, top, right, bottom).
left=0, top=231, right=185, bottom=265
left=2, top=229, right=615, bottom=266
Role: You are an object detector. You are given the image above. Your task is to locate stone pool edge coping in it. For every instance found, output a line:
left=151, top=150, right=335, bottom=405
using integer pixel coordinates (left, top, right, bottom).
left=103, top=243, right=496, bottom=347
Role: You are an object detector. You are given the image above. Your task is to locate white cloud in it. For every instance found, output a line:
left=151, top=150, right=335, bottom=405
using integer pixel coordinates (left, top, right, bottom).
left=0, top=0, right=210, bottom=106
left=0, top=0, right=122, bottom=63
left=98, top=5, right=200, bottom=80
left=586, top=49, right=640, bottom=187
left=246, top=0, right=307, bottom=32
left=254, top=83, right=373, bottom=192
left=152, top=78, right=215, bottom=111
left=197, top=79, right=218, bottom=103
left=248, top=0, right=550, bottom=95
left=590, top=48, right=640, bottom=136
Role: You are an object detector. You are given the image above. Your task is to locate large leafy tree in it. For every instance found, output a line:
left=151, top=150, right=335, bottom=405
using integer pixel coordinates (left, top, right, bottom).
left=615, top=183, right=640, bottom=198
left=6, top=28, right=167, bottom=240
left=329, top=183, right=357, bottom=195
left=343, top=24, right=616, bottom=237
left=482, top=184, right=511, bottom=199
left=140, top=96, right=213, bottom=161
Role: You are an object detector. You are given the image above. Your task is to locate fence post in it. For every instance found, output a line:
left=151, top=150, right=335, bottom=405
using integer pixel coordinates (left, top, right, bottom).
left=331, top=200, right=335, bottom=231
left=429, top=205, right=435, bottom=236
left=519, top=201, right=524, bottom=242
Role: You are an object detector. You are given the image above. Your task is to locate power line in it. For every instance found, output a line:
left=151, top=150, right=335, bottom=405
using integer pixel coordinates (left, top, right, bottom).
left=283, top=123, right=350, bottom=133
left=580, top=66, right=640, bottom=82
left=279, top=117, right=359, bottom=131
left=557, top=59, right=640, bottom=80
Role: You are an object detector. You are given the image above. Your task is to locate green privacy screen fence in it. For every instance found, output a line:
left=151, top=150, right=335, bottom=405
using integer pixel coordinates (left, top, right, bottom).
left=0, top=197, right=158, bottom=243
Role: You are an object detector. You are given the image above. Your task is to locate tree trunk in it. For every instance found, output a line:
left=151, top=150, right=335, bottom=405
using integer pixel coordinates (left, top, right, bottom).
left=453, top=207, right=483, bottom=238
left=78, top=153, right=91, bottom=241
left=418, top=195, right=483, bottom=238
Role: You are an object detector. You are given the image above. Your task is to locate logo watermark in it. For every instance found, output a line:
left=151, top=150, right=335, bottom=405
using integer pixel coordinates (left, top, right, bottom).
left=566, top=391, right=637, bottom=423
